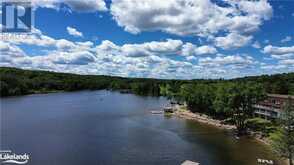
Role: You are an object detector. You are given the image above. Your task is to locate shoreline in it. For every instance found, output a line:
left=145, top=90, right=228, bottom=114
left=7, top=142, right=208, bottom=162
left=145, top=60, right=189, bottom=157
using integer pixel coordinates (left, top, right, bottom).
left=172, top=107, right=289, bottom=165
left=173, top=108, right=236, bottom=130
left=172, top=106, right=271, bottom=145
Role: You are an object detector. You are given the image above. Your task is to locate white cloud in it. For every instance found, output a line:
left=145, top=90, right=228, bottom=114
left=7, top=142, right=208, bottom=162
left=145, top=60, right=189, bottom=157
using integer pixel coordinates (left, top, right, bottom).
left=280, top=59, right=294, bottom=65
left=51, top=51, right=96, bottom=65
left=263, top=45, right=294, bottom=55
left=56, top=39, right=76, bottom=50
left=281, top=36, right=292, bottom=43
left=0, top=41, right=26, bottom=58
left=263, top=45, right=294, bottom=66
left=182, top=43, right=217, bottom=56
left=252, top=41, right=261, bottom=49
left=198, top=55, right=254, bottom=67
left=2, top=28, right=292, bottom=79
left=31, top=0, right=108, bottom=12
left=94, top=39, right=218, bottom=58
left=119, top=39, right=184, bottom=57
left=110, top=0, right=272, bottom=49
left=67, top=26, right=83, bottom=37
left=214, top=33, right=252, bottom=49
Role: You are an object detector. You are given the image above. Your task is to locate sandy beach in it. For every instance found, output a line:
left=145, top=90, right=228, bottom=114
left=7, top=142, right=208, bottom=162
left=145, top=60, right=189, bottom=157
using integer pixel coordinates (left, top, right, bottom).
left=173, top=106, right=236, bottom=130
left=172, top=106, right=273, bottom=145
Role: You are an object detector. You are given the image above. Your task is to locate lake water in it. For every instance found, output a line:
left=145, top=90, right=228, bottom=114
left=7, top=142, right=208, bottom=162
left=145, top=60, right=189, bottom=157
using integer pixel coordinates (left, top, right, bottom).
left=0, top=90, right=282, bottom=165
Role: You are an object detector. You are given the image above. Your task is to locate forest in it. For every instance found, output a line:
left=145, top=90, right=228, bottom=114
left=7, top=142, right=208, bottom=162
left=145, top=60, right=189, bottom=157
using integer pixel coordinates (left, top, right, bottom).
left=1, top=67, right=293, bottom=97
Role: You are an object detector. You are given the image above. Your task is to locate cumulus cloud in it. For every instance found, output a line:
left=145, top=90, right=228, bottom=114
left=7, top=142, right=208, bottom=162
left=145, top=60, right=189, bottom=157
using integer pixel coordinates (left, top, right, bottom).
left=262, top=45, right=294, bottom=67
left=117, top=39, right=183, bottom=57
left=56, top=39, right=76, bottom=50
left=31, top=0, right=108, bottom=12
left=1, top=28, right=91, bottom=52
left=67, top=26, right=83, bottom=37
left=110, top=0, right=272, bottom=50
left=280, top=59, right=294, bottom=65
left=263, top=45, right=294, bottom=55
left=198, top=55, right=254, bottom=67
left=0, top=41, right=26, bottom=58
left=281, top=36, right=292, bottom=43
left=51, top=51, right=96, bottom=65
left=2, top=28, right=292, bottom=79
left=94, top=39, right=218, bottom=58
left=214, top=33, right=252, bottom=49
left=181, top=43, right=217, bottom=56
left=252, top=41, right=261, bottom=49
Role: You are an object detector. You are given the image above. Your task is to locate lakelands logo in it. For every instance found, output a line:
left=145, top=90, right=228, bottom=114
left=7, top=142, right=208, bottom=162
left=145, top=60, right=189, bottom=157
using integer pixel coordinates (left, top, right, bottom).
left=0, top=150, right=30, bottom=164
left=1, top=1, right=33, bottom=33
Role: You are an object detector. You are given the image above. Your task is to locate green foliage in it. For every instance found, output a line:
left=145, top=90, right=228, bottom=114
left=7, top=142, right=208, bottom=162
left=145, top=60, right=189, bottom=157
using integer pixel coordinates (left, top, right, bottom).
left=179, top=83, right=215, bottom=114
left=211, top=83, right=266, bottom=134
left=270, top=99, right=294, bottom=165
left=0, top=67, right=165, bottom=96
left=246, top=118, right=276, bottom=135
left=1, top=67, right=293, bottom=97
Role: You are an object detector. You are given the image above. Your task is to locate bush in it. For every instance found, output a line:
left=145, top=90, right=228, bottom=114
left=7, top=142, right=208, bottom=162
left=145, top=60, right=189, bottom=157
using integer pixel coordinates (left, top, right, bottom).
left=246, top=118, right=273, bottom=132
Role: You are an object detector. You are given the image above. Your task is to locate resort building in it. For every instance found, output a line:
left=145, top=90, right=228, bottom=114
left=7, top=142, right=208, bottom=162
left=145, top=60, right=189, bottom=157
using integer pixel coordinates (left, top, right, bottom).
left=253, top=94, right=294, bottom=120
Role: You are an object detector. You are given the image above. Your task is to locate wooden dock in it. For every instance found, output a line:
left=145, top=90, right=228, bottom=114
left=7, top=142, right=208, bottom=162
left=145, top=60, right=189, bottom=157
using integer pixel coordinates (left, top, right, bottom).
left=151, top=111, right=163, bottom=114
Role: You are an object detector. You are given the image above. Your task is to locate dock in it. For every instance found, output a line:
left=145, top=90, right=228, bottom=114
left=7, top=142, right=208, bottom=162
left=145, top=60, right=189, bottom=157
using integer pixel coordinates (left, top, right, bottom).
left=151, top=111, right=164, bottom=114
left=163, top=106, right=175, bottom=113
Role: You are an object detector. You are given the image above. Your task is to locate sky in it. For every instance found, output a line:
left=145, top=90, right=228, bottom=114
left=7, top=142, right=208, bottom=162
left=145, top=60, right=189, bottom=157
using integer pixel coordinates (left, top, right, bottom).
left=0, top=0, right=294, bottom=79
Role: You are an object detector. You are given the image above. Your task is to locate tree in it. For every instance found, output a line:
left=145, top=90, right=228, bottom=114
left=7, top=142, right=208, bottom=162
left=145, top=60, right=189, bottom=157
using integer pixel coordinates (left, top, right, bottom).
left=180, top=83, right=215, bottom=114
left=214, top=83, right=265, bottom=135
left=270, top=98, right=294, bottom=165
left=213, top=83, right=232, bottom=118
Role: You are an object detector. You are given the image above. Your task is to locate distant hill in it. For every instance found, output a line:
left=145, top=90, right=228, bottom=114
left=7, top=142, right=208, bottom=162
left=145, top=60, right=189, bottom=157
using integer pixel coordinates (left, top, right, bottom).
left=1, top=67, right=293, bottom=96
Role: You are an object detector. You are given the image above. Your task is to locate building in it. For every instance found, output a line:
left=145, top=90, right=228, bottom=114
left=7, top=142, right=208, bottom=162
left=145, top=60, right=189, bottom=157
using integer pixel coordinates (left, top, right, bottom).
left=253, top=94, right=294, bottom=120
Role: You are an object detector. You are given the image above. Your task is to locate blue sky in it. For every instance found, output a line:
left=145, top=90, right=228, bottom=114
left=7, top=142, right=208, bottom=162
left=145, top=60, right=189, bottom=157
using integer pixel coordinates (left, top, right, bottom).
left=1, top=0, right=294, bottom=79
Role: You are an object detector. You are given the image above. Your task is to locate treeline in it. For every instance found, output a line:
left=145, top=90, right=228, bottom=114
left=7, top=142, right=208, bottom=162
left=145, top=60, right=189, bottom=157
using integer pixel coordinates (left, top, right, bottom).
left=0, top=67, right=167, bottom=96
left=162, top=82, right=269, bottom=134
left=0, top=67, right=294, bottom=97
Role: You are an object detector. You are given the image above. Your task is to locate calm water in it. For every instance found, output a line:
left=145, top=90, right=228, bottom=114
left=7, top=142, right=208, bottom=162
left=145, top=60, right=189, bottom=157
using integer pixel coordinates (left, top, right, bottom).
left=0, top=90, right=281, bottom=165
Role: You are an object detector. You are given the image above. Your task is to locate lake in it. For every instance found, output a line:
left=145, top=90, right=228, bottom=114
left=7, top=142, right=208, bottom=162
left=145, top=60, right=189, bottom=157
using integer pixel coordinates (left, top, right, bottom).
left=0, top=90, right=282, bottom=165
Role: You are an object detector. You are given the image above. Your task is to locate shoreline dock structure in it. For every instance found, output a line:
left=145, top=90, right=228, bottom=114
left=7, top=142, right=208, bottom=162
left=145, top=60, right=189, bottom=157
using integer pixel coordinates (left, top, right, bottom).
left=163, top=101, right=181, bottom=113
left=151, top=111, right=164, bottom=114
left=163, top=106, right=175, bottom=113
left=181, top=160, right=200, bottom=165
